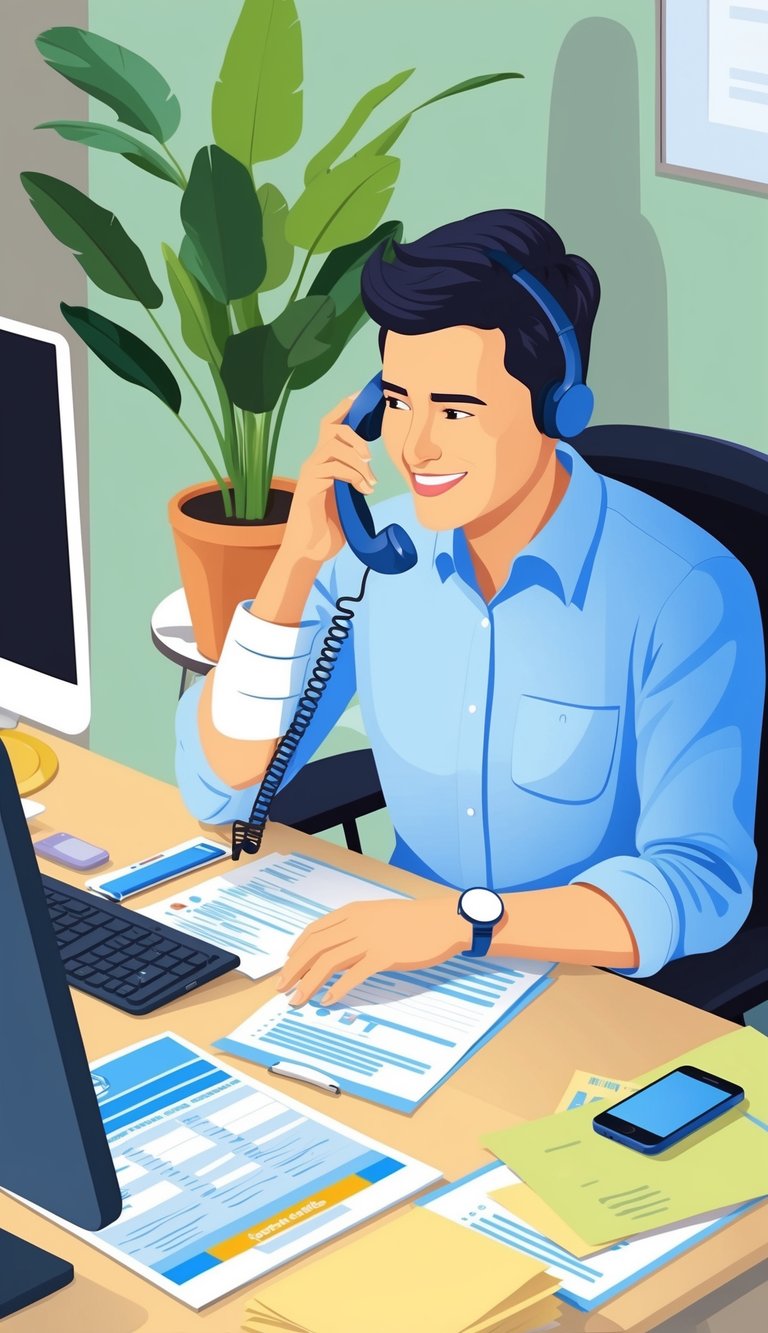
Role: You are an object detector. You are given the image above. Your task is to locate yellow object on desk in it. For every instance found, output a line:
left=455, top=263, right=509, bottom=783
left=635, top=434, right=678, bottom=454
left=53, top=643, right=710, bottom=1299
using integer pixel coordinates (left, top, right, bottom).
left=555, top=1068, right=638, bottom=1113
left=242, top=1207, right=560, bottom=1333
left=490, top=1181, right=605, bottom=1258
left=482, top=1025, right=768, bottom=1247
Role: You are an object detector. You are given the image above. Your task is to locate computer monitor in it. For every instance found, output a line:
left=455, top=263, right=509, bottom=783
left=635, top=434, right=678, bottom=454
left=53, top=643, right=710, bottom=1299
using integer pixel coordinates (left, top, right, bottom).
left=0, top=315, right=90, bottom=737
left=0, top=735, right=121, bottom=1316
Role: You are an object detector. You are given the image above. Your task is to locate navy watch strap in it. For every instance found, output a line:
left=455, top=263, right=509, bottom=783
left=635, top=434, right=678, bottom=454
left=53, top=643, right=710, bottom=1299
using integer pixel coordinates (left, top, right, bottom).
left=462, top=923, right=494, bottom=958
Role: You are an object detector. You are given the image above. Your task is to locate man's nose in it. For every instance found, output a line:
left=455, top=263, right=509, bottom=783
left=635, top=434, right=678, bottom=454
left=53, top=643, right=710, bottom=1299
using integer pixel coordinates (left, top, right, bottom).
left=402, top=415, right=441, bottom=470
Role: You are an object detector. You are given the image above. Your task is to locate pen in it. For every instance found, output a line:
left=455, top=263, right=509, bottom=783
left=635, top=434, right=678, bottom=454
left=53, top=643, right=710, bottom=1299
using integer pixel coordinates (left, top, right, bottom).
left=269, top=1061, right=341, bottom=1096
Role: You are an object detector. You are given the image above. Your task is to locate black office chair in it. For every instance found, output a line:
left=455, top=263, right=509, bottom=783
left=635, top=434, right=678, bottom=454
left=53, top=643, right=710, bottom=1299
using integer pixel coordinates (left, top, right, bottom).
left=270, top=425, right=768, bottom=1022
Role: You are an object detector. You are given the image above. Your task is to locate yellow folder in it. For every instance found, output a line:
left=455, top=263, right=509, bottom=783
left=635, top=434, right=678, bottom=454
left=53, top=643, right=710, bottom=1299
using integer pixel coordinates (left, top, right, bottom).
left=242, top=1207, right=560, bottom=1333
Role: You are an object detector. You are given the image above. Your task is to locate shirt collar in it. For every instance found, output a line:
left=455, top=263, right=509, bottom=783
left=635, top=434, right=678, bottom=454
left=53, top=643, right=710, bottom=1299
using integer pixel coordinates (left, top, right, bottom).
left=431, top=441, right=606, bottom=607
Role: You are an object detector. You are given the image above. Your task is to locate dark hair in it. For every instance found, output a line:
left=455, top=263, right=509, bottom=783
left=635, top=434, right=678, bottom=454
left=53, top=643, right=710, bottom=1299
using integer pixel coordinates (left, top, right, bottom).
left=360, top=209, right=600, bottom=417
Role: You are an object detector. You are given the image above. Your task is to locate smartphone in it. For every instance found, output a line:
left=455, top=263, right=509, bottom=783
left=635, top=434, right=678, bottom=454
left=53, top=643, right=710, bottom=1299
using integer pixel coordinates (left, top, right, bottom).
left=592, top=1065, right=744, bottom=1154
left=86, top=837, right=228, bottom=901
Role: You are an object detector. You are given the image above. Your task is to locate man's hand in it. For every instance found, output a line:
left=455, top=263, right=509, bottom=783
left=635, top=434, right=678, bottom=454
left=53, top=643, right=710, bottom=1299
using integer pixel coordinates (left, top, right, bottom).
left=276, top=898, right=472, bottom=1007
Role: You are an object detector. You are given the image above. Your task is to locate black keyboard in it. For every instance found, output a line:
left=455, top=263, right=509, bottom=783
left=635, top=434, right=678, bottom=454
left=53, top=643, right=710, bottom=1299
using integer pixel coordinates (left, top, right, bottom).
left=42, top=873, right=240, bottom=1014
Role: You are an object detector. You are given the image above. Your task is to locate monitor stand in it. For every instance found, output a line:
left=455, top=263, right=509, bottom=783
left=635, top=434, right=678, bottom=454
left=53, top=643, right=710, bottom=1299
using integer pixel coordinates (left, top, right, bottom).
left=0, top=1229, right=73, bottom=1317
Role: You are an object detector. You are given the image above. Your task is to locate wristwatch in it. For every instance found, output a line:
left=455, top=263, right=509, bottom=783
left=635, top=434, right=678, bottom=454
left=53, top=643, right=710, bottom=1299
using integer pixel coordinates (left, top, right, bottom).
left=457, top=887, right=506, bottom=958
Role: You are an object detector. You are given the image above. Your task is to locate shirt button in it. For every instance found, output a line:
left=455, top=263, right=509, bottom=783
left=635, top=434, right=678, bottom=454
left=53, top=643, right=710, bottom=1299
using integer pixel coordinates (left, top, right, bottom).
left=468, top=704, right=477, bottom=714
left=480, top=617, right=490, bottom=629
left=466, top=807, right=475, bottom=817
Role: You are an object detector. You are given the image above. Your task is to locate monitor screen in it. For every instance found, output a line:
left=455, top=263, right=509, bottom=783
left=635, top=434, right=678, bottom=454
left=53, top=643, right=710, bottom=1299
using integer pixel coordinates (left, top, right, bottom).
left=0, top=328, right=77, bottom=684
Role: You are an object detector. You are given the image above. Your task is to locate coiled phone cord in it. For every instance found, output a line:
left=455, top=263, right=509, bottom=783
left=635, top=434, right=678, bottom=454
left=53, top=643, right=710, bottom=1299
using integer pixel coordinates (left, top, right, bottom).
left=230, top=564, right=372, bottom=860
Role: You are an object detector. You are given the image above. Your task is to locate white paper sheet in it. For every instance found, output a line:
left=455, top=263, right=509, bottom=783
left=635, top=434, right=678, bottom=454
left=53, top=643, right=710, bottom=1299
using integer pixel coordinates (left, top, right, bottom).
left=217, top=956, right=554, bottom=1112
left=8, top=1033, right=439, bottom=1309
left=140, top=851, right=405, bottom=979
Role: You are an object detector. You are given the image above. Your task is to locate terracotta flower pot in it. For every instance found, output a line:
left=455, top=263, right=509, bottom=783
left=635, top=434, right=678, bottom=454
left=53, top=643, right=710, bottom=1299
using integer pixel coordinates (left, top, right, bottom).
left=168, top=476, right=296, bottom=661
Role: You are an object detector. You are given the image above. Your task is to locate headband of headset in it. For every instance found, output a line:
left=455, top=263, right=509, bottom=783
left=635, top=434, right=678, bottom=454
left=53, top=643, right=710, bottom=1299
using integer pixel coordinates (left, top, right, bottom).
left=484, top=247, right=594, bottom=439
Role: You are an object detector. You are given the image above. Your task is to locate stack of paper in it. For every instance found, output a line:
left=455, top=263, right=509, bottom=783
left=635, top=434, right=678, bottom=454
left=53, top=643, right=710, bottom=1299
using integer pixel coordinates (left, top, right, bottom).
left=482, top=1026, right=768, bottom=1247
left=242, top=1208, right=561, bottom=1333
left=419, top=1161, right=751, bottom=1313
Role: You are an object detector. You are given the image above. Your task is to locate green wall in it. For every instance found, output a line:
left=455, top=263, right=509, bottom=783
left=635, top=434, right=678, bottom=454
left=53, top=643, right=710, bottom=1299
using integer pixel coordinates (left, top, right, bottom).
left=84, top=0, right=768, bottom=816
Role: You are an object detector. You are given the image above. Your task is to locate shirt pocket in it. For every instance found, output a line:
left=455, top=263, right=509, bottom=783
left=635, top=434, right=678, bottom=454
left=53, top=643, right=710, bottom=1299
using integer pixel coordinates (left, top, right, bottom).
left=511, top=694, right=620, bottom=804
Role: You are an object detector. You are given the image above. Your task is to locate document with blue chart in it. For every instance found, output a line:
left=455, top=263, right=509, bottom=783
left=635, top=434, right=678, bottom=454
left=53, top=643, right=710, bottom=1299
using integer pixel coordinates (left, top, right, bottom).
left=8, top=1034, right=438, bottom=1308
left=216, top=955, right=554, bottom=1113
left=419, top=1162, right=753, bottom=1312
left=141, top=851, right=406, bottom=979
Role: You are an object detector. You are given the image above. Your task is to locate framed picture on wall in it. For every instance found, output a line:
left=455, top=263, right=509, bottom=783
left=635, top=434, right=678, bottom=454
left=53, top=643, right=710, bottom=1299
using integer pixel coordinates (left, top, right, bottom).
left=658, top=0, right=768, bottom=193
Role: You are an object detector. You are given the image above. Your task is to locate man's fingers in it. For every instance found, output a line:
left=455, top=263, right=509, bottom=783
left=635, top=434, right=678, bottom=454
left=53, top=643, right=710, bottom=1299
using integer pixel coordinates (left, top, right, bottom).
left=288, top=949, right=365, bottom=1007
left=324, top=961, right=377, bottom=1006
left=278, top=926, right=357, bottom=991
left=325, top=392, right=361, bottom=426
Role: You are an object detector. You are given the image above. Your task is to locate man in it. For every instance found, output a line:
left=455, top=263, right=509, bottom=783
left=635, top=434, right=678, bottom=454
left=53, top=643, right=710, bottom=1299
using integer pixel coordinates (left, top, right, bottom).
left=175, top=209, right=764, bottom=1009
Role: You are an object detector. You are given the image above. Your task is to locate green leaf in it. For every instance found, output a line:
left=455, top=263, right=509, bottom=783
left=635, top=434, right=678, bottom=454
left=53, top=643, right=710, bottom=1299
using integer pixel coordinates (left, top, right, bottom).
left=304, top=68, right=414, bottom=184
left=415, top=70, right=523, bottom=111
left=292, top=221, right=402, bottom=390
left=256, top=183, right=294, bottom=292
left=272, top=295, right=335, bottom=367
left=180, top=145, right=266, bottom=303
left=20, top=172, right=163, bottom=306
left=212, top=0, right=302, bottom=166
left=162, top=243, right=228, bottom=364
left=366, top=72, right=525, bottom=158
left=221, top=295, right=334, bottom=412
left=36, top=26, right=180, bottom=142
left=36, top=121, right=184, bottom=186
left=61, top=302, right=180, bottom=410
left=285, top=151, right=399, bottom=254
left=221, top=325, right=290, bottom=413
left=307, top=219, right=402, bottom=312
left=286, top=70, right=521, bottom=258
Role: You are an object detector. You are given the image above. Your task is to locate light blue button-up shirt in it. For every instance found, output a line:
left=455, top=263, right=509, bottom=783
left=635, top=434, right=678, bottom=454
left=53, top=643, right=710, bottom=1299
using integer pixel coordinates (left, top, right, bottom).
left=175, top=441, right=765, bottom=978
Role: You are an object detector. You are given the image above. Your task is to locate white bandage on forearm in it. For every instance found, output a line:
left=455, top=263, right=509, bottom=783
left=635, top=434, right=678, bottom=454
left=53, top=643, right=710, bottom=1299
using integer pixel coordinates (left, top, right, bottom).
left=211, top=600, right=319, bottom=741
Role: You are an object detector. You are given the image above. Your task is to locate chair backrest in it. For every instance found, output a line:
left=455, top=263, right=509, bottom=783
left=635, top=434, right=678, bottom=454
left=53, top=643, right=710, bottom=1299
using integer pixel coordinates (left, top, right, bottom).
left=576, top=424, right=768, bottom=927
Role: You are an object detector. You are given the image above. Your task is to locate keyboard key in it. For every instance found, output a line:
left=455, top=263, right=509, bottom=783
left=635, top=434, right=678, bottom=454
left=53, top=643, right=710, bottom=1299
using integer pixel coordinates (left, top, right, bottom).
left=171, top=962, right=197, bottom=978
left=59, top=928, right=112, bottom=961
left=133, top=965, right=166, bottom=986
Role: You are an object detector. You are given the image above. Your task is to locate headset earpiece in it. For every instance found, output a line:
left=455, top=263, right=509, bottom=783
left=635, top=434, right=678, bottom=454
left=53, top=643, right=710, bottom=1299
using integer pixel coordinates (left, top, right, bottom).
left=484, top=248, right=594, bottom=441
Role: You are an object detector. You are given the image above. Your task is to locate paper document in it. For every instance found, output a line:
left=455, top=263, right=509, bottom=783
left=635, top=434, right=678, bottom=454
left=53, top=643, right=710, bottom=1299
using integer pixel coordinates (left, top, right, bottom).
left=420, top=1162, right=751, bottom=1313
left=217, top=957, right=553, bottom=1112
left=140, top=851, right=405, bottom=979
left=556, top=1069, right=637, bottom=1113
left=8, top=1033, right=438, bottom=1308
left=243, top=1208, right=559, bottom=1333
left=709, top=0, right=768, bottom=133
left=482, top=1026, right=768, bottom=1245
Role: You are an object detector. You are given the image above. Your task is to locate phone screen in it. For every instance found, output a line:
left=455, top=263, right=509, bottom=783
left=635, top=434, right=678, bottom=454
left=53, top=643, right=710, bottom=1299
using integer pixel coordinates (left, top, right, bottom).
left=609, top=1071, right=733, bottom=1137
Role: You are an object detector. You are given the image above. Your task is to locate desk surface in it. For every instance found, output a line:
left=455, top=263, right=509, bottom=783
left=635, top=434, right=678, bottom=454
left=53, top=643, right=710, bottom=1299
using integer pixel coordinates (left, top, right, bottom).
left=4, top=727, right=767, bottom=1333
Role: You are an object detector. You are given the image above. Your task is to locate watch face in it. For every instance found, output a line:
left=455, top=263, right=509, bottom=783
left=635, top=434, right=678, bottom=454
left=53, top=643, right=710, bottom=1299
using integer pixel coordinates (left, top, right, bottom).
left=460, top=888, right=504, bottom=924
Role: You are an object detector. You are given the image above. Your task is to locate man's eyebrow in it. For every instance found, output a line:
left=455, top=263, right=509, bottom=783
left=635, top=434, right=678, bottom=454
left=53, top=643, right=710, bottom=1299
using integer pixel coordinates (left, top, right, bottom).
left=381, top=379, right=486, bottom=406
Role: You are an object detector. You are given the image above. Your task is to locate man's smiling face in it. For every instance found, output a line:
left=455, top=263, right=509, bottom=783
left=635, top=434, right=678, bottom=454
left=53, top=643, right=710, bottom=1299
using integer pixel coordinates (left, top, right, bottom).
left=379, top=324, right=552, bottom=532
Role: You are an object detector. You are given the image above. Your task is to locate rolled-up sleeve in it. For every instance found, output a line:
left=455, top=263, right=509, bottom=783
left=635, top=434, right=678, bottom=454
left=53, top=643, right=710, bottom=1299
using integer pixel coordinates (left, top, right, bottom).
left=571, top=555, right=765, bottom=978
left=174, top=545, right=361, bottom=824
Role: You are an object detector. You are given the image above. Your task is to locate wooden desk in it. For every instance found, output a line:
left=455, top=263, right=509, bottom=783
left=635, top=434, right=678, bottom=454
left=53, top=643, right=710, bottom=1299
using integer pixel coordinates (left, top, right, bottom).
left=4, top=727, right=768, bottom=1333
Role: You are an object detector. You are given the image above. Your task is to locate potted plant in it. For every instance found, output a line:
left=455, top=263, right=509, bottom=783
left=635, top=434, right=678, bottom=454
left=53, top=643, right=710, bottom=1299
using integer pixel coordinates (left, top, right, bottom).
left=21, top=0, right=520, bottom=660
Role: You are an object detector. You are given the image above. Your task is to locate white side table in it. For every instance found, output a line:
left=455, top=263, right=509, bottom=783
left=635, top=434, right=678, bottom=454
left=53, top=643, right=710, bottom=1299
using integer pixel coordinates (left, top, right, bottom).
left=150, top=588, right=215, bottom=698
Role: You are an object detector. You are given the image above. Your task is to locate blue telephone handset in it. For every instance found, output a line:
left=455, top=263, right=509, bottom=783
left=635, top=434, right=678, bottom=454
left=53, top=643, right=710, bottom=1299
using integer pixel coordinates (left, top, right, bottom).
left=334, top=373, right=417, bottom=575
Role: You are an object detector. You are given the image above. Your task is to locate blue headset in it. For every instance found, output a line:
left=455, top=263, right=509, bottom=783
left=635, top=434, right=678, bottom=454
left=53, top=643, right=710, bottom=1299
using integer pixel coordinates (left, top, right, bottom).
left=484, top=248, right=594, bottom=440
